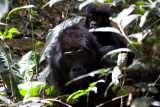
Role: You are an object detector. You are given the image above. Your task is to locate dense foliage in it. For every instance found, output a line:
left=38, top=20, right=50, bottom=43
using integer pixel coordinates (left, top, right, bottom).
left=0, top=0, right=160, bottom=106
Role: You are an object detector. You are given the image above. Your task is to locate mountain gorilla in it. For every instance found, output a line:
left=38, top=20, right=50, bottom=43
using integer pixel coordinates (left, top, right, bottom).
left=49, top=26, right=119, bottom=107
left=83, top=3, right=130, bottom=67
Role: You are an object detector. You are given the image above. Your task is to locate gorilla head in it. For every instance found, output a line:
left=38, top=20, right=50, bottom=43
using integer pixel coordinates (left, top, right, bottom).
left=84, top=3, right=111, bottom=29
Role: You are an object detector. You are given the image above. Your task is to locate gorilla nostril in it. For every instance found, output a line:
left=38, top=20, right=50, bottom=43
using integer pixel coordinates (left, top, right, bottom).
left=91, top=22, right=96, bottom=26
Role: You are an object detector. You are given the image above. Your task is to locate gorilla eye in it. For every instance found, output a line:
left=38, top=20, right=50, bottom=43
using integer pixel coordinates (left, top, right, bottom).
left=77, top=49, right=85, bottom=56
left=88, top=14, right=93, bottom=19
left=64, top=51, right=73, bottom=59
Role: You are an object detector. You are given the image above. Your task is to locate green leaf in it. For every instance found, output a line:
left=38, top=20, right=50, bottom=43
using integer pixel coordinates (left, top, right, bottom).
left=110, top=52, right=118, bottom=59
left=136, top=83, right=159, bottom=94
left=2, top=65, right=24, bottom=100
left=79, top=0, right=95, bottom=10
left=112, top=66, right=121, bottom=85
left=0, top=0, right=8, bottom=20
left=139, top=11, right=150, bottom=28
left=17, top=51, right=36, bottom=82
left=117, top=85, right=135, bottom=96
left=0, top=45, right=24, bottom=101
left=131, top=97, right=151, bottom=107
left=136, top=1, right=148, bottom=5
left=42, top=0, right=63, bottom=8
left=0, top=45, right=9, bottom=73
left=18, top=81, right=45, bottom=97
left=65, top=68, right=107, bottom=86
left=0, top=22, right=6, bottom=26
left=37, top=66, right=49, bottom=83
left=101, top=48, right=131, bottom=62
left=45, top=85, right=57, bottom=96
left=67, top=90, right=85, bottom=103
left=0, top=32, right=3, bottom=40
left=121, top=14, right=140, bottom=28
left=29, top=82, right=45, bottom=97
left=1, top=28, right=20, bottom=39
left=35, top=41, right=43, bottom=48
left=8, top=5, right=36, bottom=17
left=128, top=62, right=148, bottom=70
left=0, top=32, right=2, bottom=36
left=88, top=79, right=105, bottom=90
left=116, top=5, right=136, bottom=24
left=8, top=28, right=20, bottom=34
left=5, top=33, right=12, bottom=39
left=0, top=95, right=10, bottom=104
left=137, top=6, right=146, bottom=14
left=39, top=16, right=83, bottom=63
left=89, top=27, right=121, bottom=34
left=151, top=101, right=160, bottom=107
left=117, top=53, right=127, bottom=68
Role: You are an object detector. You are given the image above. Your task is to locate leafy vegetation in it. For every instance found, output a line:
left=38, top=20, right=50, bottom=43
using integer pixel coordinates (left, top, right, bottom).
left=0, top=0, right=160, bottom=106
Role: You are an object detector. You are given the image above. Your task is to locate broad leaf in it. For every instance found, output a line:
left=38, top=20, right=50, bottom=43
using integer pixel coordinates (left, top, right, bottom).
left=139, top=10, right=149, bottom=28
left=39, top=16, right=83, bottom=63
left=0, top=44, right=24, bottom=100
left=128, top=62, right=148, bottom=70
left=37, top=66, right=49, bottom=83
left=65, top=68, right=108, bottom=86
left=8, top=5, right=36, bottom=17
left=112, top=66, right=121, bottom=85
left=42, top=0, right=63, bottom=8
left=131, top=97, right=151, bottom=107
left=117, top=85, right=135, bottom=96
left=102, top=48, right=131, bottom=61
left=0, top=0, right=8, bottom=20
left=18, top=81, right=45, bottom=97
left=121, top=14, right=140, bottom=28
left=0, top=45, right=9, bottom=73
left=79, top=0, right=95, bottom=10
left=17, top=51, right=36, bottom=82
left=151, top=101, right=160, bottom=107
left=8, top=28, right=20, bottom=34
left=2, top=65, right=24, bottom=100
left=0, top=95, right=10, bottom=104
left=89, top=27, right=121, bottom=34
left=116, top=5, right=136, bottom=24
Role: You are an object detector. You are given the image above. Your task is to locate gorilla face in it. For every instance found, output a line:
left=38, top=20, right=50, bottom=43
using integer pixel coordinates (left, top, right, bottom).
left=61, top=49, right=93, bottom=80
left=88, top=14, right=103, bottom=29
left=84, top=3, right=111, bottom=29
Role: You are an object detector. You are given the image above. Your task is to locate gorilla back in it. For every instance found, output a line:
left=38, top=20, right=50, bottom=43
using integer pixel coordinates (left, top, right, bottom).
left=83, top=3, right=133, bottom=67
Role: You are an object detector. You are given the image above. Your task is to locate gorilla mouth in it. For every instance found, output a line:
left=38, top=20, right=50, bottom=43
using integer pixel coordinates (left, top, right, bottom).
left=90, top=25, right=96, bottom=29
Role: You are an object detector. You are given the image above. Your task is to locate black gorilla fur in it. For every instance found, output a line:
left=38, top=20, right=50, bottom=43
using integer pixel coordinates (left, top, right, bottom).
left=83, top=3, right=130, bottom=67
left=49, top=26, right=120, bottom=107
left=49, top=26, right=100, bottom=95
left=83, top=3, right=111, bottom=28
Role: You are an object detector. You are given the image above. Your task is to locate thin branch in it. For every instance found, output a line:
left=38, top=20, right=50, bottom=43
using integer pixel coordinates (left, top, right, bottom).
left=118, top=24, right=133, bottom=45
left=96, top=94, right=129, bottom=107
left=28, top=0, right=39, bottom=76
left=63, top=0, right=74, bottom=29
left=46, top=99, right=72, bottom=107
left=5, top=48, right=15, bottom=102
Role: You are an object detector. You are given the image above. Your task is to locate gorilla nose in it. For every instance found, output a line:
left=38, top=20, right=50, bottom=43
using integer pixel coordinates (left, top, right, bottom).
left=91, top=22, right=96, bottom=26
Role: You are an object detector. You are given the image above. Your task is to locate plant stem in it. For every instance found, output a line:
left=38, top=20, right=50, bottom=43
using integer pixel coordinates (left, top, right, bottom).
left=5, top=48, right=15, bottom=102
left=29, top=0, right=38, bottom=76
